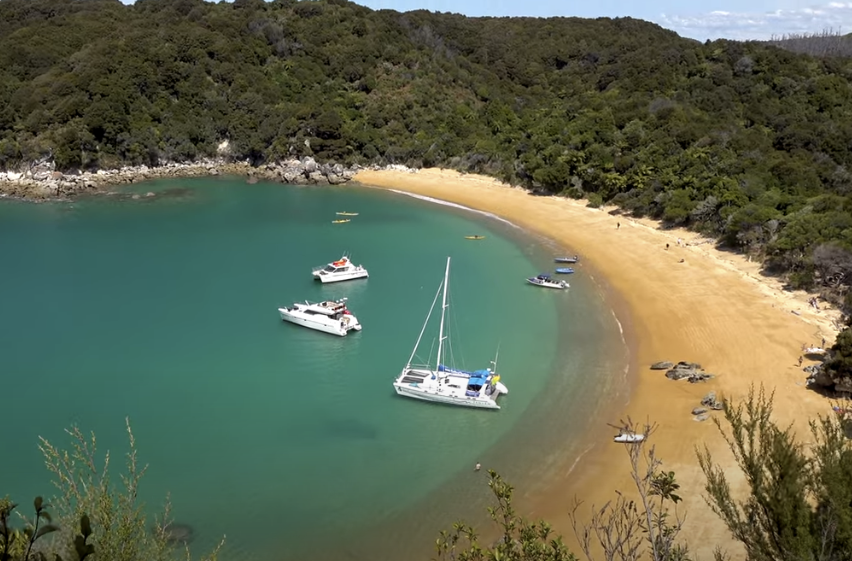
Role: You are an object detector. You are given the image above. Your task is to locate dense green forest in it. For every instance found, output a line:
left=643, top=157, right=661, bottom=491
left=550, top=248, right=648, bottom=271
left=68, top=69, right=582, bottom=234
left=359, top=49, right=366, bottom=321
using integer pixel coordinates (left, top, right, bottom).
left=1, top=0, right=852, bottom=305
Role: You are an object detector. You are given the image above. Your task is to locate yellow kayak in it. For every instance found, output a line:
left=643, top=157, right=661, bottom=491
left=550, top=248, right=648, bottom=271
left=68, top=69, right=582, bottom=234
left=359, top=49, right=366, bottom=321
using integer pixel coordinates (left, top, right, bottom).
left=336, top=212, right=359, bottom=216
left=465, top=235, right=486, bottom=240
left=332, top=219, right=350, bottom=224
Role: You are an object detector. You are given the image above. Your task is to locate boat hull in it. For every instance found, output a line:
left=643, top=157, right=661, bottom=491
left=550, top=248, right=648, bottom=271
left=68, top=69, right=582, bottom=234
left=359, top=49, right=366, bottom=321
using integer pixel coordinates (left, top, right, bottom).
left=526, top=278, right=568, bottom=289
left=278, top=308, right=361, bottom=336
left=393, top=383, right=502, bottom=409
left=313, top=269, right=369, bottom=283
left=614, top=433, right=645, bottom=443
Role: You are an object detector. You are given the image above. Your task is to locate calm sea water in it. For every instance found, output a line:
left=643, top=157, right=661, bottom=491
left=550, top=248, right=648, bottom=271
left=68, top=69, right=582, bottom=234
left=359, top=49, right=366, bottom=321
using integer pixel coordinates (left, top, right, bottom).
left=0, top=178, right=628, bottom=561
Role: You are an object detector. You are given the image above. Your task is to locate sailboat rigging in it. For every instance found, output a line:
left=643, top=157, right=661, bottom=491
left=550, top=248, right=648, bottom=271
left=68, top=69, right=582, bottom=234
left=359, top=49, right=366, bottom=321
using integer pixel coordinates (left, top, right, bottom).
left=392, top=257, right=509, bottom=410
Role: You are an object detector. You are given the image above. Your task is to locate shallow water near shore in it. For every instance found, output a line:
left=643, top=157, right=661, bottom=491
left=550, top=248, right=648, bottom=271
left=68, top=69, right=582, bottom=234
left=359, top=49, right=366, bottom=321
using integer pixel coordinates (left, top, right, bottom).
left=0, top=177, right=628, bottom=561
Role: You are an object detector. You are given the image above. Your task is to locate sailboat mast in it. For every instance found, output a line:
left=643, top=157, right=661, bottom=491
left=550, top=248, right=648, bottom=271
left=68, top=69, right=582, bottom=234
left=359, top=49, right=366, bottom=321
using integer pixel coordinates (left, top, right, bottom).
left=436, top=257, right=450, bottom=370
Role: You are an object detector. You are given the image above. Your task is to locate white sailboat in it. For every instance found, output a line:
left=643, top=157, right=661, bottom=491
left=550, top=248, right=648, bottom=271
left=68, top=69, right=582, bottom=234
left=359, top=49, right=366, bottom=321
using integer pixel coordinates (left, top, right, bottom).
left=392, top=257, right=508, bottom=410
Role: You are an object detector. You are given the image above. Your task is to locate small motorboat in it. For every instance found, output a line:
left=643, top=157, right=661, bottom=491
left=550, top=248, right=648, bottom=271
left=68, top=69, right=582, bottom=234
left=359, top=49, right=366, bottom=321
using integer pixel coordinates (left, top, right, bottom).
left=336, top=212, right=359, bottom=216
left=332, top=219, right=350, bottom=224
left=614, top=432, right=645, bottom=443
left=465, top=235, right=486, bottom=240
left=555, top=255, right=580, bottom=264
left=526, top=273, right=569, bottom=289
left=555, top=267, right=574, bottom=274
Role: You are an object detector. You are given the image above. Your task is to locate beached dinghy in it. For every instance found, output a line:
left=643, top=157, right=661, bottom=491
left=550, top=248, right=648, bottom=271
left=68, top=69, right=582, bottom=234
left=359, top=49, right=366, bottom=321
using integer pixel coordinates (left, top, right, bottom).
left=526, top=273, right=569, bottom=289
left=555, top=267, right=575, bottom=274
left=555, top=255, right=579, bottom=263
left=614, top=431, right=645, bottom=443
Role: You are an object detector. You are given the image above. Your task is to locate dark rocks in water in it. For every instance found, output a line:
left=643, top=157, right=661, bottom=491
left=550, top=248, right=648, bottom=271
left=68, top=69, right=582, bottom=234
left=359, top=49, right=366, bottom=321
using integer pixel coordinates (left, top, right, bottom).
left=650, top=361, right=674, bottom=370
left=152, top=522, right=195, bottom=545
left=323, top=418, right=378, bottom=441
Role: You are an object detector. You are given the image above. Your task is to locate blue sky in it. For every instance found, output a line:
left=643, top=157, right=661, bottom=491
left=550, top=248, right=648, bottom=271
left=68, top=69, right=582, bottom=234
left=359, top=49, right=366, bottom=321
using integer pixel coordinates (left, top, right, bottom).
left=121, top=0, right=852, bottom=41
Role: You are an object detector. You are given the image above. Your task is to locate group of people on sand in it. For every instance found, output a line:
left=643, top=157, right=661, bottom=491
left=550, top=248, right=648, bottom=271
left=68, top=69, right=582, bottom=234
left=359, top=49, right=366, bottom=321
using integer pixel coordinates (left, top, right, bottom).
left=798, top=337, right=829, bottom=366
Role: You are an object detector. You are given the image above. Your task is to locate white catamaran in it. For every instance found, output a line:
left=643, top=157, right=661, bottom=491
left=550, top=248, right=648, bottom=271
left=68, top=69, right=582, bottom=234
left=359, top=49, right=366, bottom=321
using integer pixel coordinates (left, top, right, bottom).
left=392, top=257, right=508, bottom=410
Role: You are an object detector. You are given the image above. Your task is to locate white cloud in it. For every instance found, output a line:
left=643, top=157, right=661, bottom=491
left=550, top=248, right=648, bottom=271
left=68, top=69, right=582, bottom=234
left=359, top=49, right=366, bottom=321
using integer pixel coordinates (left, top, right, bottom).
left=657, top=2, right=852, bottom=41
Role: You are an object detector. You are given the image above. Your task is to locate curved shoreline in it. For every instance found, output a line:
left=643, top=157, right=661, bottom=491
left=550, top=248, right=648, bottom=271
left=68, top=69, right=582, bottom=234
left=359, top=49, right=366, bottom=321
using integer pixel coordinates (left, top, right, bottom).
left=353, top=167, right=843, bottom=560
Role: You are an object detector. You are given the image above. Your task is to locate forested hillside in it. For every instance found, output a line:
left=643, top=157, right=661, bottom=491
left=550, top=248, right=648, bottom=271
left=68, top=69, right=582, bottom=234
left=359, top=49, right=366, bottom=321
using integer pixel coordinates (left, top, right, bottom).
left=2, top=0, right=852, bottom=305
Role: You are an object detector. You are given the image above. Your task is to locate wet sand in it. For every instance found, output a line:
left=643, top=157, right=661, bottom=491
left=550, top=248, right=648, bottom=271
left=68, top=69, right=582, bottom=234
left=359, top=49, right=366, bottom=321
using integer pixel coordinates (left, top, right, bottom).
left=354, top=167, right=843, bottom=559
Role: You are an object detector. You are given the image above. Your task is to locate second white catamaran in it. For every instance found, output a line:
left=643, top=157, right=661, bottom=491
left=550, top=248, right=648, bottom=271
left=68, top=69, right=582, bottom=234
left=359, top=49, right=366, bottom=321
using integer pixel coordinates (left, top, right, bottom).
left=392, top=257, right=508, bottom=410
left=278, top=298, right=362, bottom=337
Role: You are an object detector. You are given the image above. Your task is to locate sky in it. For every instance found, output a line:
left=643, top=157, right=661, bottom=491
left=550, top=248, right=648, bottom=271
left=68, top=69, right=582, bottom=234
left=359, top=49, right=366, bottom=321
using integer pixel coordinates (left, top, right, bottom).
left=356, top=0, right=852, bottom=41
left=120, top=0, right=852, bottom=41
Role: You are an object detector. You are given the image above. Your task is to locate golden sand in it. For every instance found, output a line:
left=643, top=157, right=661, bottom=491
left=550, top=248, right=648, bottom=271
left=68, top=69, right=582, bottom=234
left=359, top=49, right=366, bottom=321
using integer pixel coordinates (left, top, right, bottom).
left=354, top=167, right=843, bottom=559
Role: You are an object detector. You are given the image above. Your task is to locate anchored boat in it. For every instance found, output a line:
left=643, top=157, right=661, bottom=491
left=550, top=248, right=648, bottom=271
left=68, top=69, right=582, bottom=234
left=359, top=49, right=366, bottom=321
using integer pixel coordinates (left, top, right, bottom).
left=554, top=255, right=580, bottom=263
left=312, top=255, right=369, bottom=284
left=392, top=257, right=508, bottom=410
left=526, top=273, right=569, bottom=289
left=278, top=298, right=362, bottom=337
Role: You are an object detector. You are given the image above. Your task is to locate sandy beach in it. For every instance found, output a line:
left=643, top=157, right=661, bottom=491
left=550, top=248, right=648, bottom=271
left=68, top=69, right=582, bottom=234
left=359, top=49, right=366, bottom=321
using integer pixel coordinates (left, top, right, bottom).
left=354, top=167, right=844, bottom=559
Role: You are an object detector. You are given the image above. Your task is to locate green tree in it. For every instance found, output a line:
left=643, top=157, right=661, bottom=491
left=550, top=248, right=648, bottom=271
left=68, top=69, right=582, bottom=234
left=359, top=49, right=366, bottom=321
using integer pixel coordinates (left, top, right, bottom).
left=437, top=420, right=690, bottom=561
left=698, top=385, right=852, bottom=561
left=4, top=419, right=225, bottom=561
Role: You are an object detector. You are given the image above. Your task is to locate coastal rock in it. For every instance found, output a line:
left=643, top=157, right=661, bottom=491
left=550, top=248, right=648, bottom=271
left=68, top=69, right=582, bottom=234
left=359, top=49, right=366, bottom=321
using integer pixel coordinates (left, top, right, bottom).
left=695, top=413, right=711, bottom=422
left=806, top=362, right=852, bottom=395
left=701, top=391, right=725, bottom=410
left=662, top=360, right=714, bottom=383
left=0, top=155, right=363, bottom=201
left=302, top=156, right=318, bottom=173
left=650, top=361, right=674, bottom=370
left=692, top=407, right=708, bottom=415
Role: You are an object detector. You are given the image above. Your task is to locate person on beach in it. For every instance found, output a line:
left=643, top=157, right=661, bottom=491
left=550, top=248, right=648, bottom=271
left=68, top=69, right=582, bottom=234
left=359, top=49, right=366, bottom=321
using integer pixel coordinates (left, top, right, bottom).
left=617, top=222, right=620, bottom=229
left=798, top=356, right=803, bottom=367
left=665, top=243, right=669, bottom=250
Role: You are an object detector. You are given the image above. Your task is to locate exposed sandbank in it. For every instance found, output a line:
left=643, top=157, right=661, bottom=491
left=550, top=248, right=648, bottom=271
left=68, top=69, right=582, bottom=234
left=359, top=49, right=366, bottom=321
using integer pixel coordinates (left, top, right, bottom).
left=354, top=167, right=843, bottom=559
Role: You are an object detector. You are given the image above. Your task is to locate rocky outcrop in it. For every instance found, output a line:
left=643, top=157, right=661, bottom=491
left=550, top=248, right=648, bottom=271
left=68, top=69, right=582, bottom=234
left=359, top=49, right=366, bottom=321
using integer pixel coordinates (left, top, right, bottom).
left=805, top=363, right=852, bottom=394
left=650, top=361, right=674, bottom=370
left=252, top=157, right=359, bottom=185
left=654, top=360, right=715, bottom=383
left=701, top=391, right=725, bottom=410
left=0, top=156, right=365, bottom=202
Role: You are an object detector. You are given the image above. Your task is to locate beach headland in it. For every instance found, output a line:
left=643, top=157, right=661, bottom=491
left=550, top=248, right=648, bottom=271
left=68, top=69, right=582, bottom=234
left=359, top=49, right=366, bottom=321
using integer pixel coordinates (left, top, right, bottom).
left=353, top=167, right=844, bottom=559
left=0, top=156, right=368, bottom=202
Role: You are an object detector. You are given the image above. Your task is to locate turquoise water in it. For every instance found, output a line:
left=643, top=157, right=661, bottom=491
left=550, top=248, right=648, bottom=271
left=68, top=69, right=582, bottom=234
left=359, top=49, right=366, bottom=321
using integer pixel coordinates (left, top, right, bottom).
left=0, top=178, right=628, bottom=561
